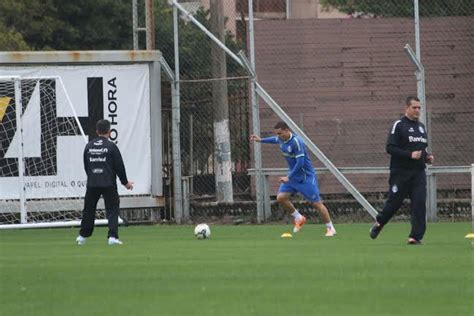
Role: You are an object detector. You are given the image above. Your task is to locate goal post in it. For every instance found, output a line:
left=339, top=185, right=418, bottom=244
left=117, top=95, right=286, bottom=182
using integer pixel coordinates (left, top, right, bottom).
left=0, top=76, right=117, bottom=229
left=1, top=50, right=165, bottom=228
left=466, top=163, right=474, bottom=239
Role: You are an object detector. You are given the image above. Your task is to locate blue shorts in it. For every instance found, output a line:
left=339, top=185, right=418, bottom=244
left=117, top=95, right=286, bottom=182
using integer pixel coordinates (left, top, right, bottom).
left=278, top=175, right=321, bottom=202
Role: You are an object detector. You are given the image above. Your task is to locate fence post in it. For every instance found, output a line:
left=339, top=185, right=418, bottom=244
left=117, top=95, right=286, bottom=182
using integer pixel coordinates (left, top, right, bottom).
left=471, top=164, right=474, bottom=236
left=426, top=169, right=437, bottom=222
left=263, top=175, right=272, bottom=221
left=247, top=0, right=265, bottom=223
left=172, top=5, right=184, bottom=223
left=182, top=176, right=191, bottom=222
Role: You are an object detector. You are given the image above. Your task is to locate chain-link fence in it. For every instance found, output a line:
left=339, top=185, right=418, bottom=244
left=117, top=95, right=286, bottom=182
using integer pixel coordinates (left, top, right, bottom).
left=417, top=2, right=473, bottom=220
left=158, top=0, right=253, bottom=222
left=158, top=0, right=473, bottom=224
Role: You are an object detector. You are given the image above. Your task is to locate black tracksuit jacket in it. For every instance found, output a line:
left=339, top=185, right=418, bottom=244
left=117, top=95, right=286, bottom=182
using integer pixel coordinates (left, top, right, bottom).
left=386, top=116, right=429, bottom=170
left=83, top=136, right=128, bottom=188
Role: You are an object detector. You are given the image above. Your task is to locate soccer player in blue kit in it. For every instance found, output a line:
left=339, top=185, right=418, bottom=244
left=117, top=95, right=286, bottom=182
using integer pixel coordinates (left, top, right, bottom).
left=250, top=121, right=336, bottom=236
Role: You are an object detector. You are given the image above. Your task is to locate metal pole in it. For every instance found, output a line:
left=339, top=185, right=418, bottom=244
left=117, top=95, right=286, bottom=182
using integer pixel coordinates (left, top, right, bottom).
left=132, top=0, right=139, bottom=50
left=248, top=0, right=265, bottom=223
left=404, top=43, right=435, bottom=219
left=171, top=0, right=243, bottom=67
left=255, top=82, right=379, bottom=219
left=14, top=79, right=27, bottom=223
left=189, top=110, right=194, bottom=196
left=471, top=164, right=474, bottom=238
left=172, top=5, right=184, bottom=223
left=182, top=177, right=190, bottom=221
left=189, top=112, right=193, bottom=175
left=145, top=0, right=155, bottom=50
left=414, top=0, right=435, bottom=220
left=413, top=0, right=426, bottom=125
left=286, top=0, right=290, bottom=19
left=414, top=0, right=421, bottom=62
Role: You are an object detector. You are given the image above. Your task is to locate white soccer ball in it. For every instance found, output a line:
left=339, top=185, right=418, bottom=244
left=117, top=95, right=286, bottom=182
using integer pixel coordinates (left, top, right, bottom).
left=194, top=223, right=211, bottom=239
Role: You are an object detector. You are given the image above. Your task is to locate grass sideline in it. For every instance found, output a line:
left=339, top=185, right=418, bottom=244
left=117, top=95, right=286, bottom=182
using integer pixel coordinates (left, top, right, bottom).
left=0, top=222, right=472, bottom=316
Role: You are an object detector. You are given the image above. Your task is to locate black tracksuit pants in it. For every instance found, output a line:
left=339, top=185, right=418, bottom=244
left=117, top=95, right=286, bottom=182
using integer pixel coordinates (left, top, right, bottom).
left=376, top=168, right=427, bottom=241
left=79, top=186, right=120, bottom=239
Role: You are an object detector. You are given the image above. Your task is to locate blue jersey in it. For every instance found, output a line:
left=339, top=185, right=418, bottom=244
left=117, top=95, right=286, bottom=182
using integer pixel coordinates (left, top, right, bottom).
left=261, top=133, right=315, bottom=182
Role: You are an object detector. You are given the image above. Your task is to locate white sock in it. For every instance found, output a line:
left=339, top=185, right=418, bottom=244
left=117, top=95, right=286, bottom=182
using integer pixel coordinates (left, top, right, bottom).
left=291, top=210, right=303, bottom=220
left=325, top=221, right=335, bottom=230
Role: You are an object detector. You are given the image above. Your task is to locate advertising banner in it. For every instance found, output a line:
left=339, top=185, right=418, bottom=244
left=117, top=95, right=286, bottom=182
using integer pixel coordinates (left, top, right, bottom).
left=0, top=65, right=151, bottom=198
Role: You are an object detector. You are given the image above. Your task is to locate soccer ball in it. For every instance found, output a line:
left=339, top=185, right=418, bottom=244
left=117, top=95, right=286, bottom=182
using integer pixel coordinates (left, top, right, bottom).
left=194, top=223, right=211, bottom=239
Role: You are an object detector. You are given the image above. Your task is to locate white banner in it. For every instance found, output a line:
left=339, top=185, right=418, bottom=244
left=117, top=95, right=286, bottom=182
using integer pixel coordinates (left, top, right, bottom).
left=0, top=65, right=151, bottom=198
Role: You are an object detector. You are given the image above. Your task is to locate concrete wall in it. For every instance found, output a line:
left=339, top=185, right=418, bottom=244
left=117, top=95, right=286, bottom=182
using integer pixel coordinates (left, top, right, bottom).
left=254, top=17, right=474, bottom=195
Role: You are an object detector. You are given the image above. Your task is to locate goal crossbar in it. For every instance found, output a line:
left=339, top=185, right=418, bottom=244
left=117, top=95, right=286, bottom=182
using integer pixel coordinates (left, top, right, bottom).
left=0, top=218, right=124, bottom=230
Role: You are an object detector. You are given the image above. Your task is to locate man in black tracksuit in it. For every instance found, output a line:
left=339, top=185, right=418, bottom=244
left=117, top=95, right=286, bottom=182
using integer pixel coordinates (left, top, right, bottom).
left=370, top=96, right=434, bottom=244
left=76, top=119, right=133, bottom=245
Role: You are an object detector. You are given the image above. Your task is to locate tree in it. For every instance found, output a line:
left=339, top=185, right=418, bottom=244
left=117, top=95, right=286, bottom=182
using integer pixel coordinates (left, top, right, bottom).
left=0, top=0, right=132, bottom=50
left=0, top=0, right=62, bottom=50
left=320, top=0, right=474, bottom=17
left=51, top=0, right=132, bottom=50
left=0, top=0, right=249, bottom=199
left=0, top=22, right=30, bottom=51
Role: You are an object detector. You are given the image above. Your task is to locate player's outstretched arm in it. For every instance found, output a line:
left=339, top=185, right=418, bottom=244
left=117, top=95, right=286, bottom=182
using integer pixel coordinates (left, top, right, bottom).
left=249, top=134, right=261, bottom=142
left=252, top=135, right=279, bottom=144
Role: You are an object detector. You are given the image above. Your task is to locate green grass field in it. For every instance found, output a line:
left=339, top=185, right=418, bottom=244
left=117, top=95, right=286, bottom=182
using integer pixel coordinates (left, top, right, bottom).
left=1, top=222, right=473, bottom=316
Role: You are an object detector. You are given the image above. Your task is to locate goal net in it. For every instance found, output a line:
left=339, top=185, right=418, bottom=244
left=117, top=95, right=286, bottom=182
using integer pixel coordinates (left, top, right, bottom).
left=0, top=76, right=110, bottom=228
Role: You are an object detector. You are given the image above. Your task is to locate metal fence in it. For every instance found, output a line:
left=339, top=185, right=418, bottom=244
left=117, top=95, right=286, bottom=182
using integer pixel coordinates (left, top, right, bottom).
left=158, top=0, right=473, bottom=224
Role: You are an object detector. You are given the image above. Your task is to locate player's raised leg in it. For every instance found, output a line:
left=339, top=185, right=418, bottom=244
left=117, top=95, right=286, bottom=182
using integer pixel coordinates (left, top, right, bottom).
left=299, top=175, right=336, bottom=236
left=276, top=192, right=306, bottom=233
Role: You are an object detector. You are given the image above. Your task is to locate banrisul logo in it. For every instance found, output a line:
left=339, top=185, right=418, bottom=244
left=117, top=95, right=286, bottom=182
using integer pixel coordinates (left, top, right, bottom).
left=0, top=78, right=112, bottom=177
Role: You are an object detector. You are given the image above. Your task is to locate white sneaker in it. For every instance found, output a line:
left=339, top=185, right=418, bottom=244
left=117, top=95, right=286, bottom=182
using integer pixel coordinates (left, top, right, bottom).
left=293, top=216, right=307, bottom=233
left=76, top=235, right=86, bottom=245
left=108, top=237, right=123, bottom=245
left=325, top=228, right=337, bottom=237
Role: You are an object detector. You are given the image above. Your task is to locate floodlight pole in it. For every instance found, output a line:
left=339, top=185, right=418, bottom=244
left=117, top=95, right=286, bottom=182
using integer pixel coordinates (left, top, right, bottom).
left=160, top=6, right=185, bottom=224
